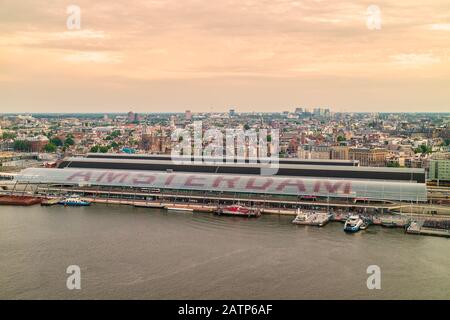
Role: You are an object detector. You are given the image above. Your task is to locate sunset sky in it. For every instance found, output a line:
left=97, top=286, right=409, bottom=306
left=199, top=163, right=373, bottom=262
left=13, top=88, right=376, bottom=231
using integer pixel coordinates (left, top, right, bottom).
left=1, top=0, right=450, bottom=113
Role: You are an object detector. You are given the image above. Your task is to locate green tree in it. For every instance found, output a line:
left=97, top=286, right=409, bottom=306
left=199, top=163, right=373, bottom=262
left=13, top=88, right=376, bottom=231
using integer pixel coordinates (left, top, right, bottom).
left=50, top=137, right=63, bottom=146
left=109, top=142, right=119, bottom=149
left=99, top=146, right=109, bottom=153
left=90, top=145, right=100, bottom=153
left=13, top=140, right=30, bottom=151
left=44, top=143, right=57, bottom=153
left=64, top=137, right=75, bottom=146
left=414, top=144, right=432, bottom=154
left=2, top=132, right=17, bottom=140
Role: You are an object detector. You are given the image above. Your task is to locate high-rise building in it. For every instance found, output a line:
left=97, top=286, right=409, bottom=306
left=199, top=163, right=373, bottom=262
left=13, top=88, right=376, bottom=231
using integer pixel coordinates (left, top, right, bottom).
left=185, top=110, right=192, bottom=121
left=429, top=154, right=450, bottom=184
left=127, top=111, right=135, bottom=123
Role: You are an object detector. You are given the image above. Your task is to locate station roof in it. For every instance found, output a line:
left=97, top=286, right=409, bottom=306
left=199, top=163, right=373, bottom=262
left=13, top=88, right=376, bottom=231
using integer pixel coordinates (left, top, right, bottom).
left=16, top=167, right=428, bottom=202
left=85, top=153, right=360, bottom=166
left=60, top=157, right=426, bottom=183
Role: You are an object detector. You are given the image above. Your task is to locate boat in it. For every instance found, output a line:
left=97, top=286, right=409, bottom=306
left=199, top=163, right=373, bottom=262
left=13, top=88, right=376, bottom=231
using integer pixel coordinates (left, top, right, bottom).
left=216, top=205, right=261, bottom=217
left=165, top=206, right=194, bottom=212
left=59, top=196, right=91, bottom=206
left=292, top=209, right=311, bottom=223
left=134, top=203, right=165, bottom=208
left=292, top=209, right=329, bottom=227
left=344, top=215, right=364, bottom=232
left=41, top=197, right=62, bottom=206
left=0, top=195, right=41, bottom=206
left=380, top=216, right=409, bottom=228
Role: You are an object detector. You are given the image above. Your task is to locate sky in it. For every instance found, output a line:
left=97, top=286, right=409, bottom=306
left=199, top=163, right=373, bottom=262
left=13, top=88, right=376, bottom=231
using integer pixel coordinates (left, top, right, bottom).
left=1, top=0, right=450, bottom=113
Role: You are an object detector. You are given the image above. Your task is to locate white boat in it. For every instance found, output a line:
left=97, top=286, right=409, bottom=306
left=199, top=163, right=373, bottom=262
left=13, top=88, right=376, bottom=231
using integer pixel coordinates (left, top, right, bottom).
left=59, top=196, right=91, bottom=206
left=292, top=209, right=329, bottom=227
left=344, top=215, right=364, bottom=232
left=165, top=206, right=194, bottom=212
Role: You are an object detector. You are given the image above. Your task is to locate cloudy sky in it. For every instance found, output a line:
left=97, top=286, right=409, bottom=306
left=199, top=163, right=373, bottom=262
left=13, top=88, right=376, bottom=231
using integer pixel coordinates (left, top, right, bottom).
left=1, top=0, right=449, bottom=113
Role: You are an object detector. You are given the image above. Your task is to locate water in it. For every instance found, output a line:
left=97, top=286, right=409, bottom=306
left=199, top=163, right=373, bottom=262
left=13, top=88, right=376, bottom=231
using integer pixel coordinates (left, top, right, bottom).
left=0, top=204, right=449, bottom=299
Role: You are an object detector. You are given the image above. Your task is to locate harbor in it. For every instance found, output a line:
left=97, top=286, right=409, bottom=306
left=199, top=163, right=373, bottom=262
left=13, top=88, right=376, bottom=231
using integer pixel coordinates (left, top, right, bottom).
left=1, top=190, right=449, bottom=238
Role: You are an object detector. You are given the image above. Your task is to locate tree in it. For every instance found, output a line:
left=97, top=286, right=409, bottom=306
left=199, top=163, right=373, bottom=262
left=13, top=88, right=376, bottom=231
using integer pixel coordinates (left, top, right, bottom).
left=90, top=145, right=100, bottom=153
left=387, top=162, right=400, bottom=167
left=2, top=132, right=16, bottom=140
left=13, top=140, right=30, bottom=151
left=64, top=137, right=75, bottom=146
left=99, top=146, right=109, bottom=153
left=414, top=144, right=432, bottom=154
left=50, top=137, right=63, bottom=146
left=337, top=136, right=346, bottom=142
left=109, top=142, right=119, bottom=149
left=44, top=143, right=57, bottom=153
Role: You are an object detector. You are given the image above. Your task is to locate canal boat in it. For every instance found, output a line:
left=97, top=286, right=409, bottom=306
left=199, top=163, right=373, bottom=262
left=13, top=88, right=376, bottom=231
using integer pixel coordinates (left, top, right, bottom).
left=344, top=215, right=364, bottom=232
left=292, top=209, right=330, bottom=227
left=59, top=196, right=91, bottom=206
left=216, top=205, right=261, bottom=217
left=165, top=206, right=194, bottom=212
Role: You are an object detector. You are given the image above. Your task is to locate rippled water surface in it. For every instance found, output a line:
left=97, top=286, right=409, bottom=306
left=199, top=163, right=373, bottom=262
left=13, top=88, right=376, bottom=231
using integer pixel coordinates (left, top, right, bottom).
left=0, top=204, right=449, bottom=299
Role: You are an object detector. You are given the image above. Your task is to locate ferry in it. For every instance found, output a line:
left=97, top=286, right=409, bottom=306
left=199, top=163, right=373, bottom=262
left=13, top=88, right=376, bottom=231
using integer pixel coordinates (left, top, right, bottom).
left=292, top=209, right=330, bottom=227
left=216, top=205, right=261, bottom=217
left=344, top=215, right=364, bottom=232
left=59, top=196, right=91, bottom=207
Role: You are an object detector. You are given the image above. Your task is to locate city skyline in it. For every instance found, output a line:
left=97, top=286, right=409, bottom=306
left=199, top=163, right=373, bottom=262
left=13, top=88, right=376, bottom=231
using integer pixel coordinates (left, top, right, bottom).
left=1, top=0, right=450, bottom=113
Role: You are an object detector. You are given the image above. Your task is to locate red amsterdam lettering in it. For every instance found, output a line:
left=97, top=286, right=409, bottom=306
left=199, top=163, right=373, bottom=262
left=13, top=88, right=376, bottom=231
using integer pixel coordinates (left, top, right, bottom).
left=245, top=177, right=273, bottom=190
left=184, top=175, right=206, bottom=187
left=275, top=179, right=306, bottom=192
left=212, top=176, right=240, bottom=188
left=67, top=171, right=92, bottom=182
left=165, top=174, right=176, bottom=186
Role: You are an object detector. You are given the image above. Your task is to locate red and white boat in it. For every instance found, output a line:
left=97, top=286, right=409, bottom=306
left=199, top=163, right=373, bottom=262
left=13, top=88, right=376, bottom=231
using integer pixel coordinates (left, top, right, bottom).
left=216, top=205, right=261, bottom=217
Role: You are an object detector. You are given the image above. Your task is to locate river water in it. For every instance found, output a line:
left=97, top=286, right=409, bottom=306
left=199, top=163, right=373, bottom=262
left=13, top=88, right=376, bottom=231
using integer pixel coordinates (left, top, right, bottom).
left=0, top=204, right=449, bottom=299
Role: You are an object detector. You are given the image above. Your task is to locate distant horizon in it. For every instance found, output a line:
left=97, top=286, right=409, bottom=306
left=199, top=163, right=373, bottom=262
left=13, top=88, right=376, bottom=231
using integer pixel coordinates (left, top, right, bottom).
left=1, top=110, right=449, bottom=115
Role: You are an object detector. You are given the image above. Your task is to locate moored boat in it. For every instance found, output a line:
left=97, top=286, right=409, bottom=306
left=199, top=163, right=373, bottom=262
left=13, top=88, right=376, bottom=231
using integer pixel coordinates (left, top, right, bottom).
left=292, top=209, right=330, bottom=227
left=0, top=195, right=41, bottom=206
left=41, top=197, right=62, bottom=206
left=165, top=206, right=194, bottom=212
left=59, top=196, right=91, bottom=206
left=344, top=215, right=364, bottom=232
left=216, top=205, right=261, bottom=217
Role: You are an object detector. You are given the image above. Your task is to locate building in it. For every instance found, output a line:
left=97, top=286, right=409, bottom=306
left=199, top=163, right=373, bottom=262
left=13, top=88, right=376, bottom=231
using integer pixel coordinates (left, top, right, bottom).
left=185, top=110, right=192, bottom=121
left=349, top=148, right=388, bottom=167
left=330, top=146, right=349, bottom=160
left=58, top=155, right=424, bottom=183
left=127, top=111, right=135, bottom=123
left=429, top=159, right=450, bottom=183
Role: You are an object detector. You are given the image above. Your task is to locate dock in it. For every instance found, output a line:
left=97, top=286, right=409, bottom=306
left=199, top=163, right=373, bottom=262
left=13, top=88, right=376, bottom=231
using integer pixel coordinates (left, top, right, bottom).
left=407, top=220, right=450, bottom=238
